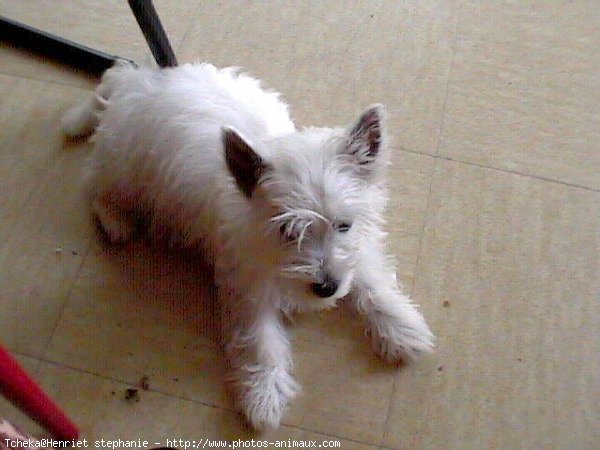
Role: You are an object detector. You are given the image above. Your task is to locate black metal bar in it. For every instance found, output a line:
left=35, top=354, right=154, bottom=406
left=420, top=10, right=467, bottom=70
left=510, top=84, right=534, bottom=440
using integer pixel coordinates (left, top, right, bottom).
left=0, top=16, right=131, bottom=76
left=127, top=0, right=177, bottom=68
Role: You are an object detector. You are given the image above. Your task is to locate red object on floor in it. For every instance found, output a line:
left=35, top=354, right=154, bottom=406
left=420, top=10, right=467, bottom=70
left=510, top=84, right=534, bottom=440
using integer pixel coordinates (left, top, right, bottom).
left=0, top=345, right=79, bottom=441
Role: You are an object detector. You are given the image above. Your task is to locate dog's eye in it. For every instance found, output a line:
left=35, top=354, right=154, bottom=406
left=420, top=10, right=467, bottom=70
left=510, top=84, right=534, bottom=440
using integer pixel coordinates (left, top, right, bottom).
left=278, top=222, right=298, bottom=241
left=279, top=223, right=287, bottom=235
left=335, top=221, right=352, bottom=233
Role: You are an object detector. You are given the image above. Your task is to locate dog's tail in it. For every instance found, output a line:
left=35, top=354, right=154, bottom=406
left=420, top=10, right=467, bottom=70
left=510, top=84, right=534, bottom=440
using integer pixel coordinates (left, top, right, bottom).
left=61, top=59, right=135, bottom=137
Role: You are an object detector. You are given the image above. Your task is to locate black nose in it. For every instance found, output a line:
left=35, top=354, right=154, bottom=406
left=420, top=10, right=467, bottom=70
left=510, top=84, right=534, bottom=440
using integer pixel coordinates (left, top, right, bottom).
left=311, top=279, right=338, bottom=298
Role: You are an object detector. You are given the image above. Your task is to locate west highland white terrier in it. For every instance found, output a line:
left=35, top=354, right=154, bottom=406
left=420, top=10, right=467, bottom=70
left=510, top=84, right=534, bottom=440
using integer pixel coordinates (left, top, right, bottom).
left=62, top=61, right=434, bottom=429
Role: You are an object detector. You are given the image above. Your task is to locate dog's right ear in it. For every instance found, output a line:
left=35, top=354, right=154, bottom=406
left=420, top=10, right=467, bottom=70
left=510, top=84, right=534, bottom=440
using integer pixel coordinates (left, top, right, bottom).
left=223, top=127, right=268, bottom=198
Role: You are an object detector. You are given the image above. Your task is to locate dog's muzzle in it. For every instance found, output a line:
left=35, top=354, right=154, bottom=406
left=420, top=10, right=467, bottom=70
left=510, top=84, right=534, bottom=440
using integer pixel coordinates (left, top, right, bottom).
left=311, top=278, right=338, bottom=298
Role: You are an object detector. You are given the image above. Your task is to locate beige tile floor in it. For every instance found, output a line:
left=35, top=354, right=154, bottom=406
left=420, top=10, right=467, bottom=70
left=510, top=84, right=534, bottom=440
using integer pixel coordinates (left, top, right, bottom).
left=0, top=1, right=598, bottom=449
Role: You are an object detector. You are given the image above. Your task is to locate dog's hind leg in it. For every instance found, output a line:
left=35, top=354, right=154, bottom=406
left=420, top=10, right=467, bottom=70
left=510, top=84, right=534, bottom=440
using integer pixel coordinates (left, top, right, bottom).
left=91, top=191, right=137, bottom=244
left=61, top=93, right=104, bottom=138
left=61, top=60, right=134, bottom=137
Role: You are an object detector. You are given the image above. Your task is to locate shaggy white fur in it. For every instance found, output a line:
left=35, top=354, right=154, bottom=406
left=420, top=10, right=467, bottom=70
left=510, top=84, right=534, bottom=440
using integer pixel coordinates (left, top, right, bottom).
left=62, top=61, right=434, bottom=430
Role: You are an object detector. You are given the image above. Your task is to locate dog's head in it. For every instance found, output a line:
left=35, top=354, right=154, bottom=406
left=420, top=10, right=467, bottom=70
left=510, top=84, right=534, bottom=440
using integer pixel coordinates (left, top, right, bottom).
left=223, top=105, right=388, bottom=310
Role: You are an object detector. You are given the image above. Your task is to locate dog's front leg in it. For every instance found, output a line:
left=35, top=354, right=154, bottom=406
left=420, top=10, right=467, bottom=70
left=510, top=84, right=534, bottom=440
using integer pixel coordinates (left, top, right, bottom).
left=350, top=242, right=435, bottom=363
left=221, top=289, right=299, bottom=430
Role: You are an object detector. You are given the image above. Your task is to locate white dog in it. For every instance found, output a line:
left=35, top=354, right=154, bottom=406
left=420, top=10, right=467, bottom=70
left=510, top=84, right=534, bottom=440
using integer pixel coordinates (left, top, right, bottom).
left=62, top=61, right=434, bottom=429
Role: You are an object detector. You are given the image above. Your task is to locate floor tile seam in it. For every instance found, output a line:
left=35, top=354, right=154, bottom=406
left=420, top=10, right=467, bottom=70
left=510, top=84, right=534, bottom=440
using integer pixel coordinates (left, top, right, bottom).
left=29, top=356, right=381, bottom=446
left=432, top=0, right=462, bottom=159
left=172, top=2, right=204, bottom=60
left=0, top=67, right=95, bottom=91
left=390, top=145, right=600, bottom=193
left=381, top=0, right=463, bottom=445
left=435, top=154, right=600, bottom=193
left=40, top=238, right=94, bottom=360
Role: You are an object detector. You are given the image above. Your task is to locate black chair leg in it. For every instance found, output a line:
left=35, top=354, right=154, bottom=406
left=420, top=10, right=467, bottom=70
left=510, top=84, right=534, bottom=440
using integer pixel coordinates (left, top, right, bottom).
left=0, top=16, right=129, bottom=76
left=0, top=0, right=176, bottom=75
left=127, top=0, right=178, bottom=68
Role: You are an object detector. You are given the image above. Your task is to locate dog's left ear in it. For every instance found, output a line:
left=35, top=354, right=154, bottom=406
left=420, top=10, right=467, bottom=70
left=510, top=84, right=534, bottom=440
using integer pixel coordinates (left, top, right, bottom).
left=343, top=104, right=386, bottom=173
left=223, top=127, right=268, bottom=198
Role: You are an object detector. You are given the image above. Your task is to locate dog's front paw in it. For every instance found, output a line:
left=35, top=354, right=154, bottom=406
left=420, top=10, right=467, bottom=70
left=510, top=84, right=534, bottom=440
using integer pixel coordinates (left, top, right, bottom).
left=236, top=366, right=300, bottom=430
left=367, top=311, right=435, bottom=363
